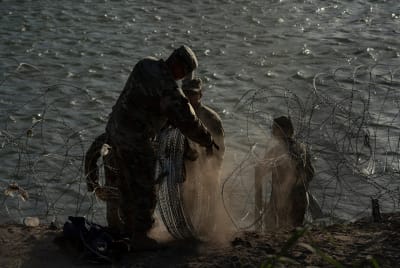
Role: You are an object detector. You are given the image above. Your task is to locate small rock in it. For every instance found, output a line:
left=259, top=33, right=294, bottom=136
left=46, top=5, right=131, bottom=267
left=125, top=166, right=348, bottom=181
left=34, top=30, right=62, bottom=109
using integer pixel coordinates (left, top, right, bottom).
left=23, top=217, right=40, bottom=227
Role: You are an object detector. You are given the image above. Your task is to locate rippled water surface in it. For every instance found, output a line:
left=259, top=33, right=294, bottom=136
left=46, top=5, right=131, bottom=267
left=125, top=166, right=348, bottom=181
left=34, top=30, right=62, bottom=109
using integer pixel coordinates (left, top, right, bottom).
left=0, top=0, right=399, bottom=225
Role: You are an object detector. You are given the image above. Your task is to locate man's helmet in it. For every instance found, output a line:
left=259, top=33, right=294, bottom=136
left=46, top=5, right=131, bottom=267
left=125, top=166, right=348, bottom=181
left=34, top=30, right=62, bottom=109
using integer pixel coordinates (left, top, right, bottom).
left=170, top=45, right=198, bottom=74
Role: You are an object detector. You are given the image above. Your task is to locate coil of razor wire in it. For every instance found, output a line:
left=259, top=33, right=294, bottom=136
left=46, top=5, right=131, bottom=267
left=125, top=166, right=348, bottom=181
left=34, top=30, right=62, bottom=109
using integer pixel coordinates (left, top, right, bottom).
left=155, top=127, right=196, bottom=239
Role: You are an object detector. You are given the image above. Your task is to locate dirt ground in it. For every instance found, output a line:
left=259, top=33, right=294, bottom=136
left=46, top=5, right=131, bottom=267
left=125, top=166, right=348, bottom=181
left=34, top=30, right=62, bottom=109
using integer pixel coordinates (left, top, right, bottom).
left=0, top=213, right=399, bottom=268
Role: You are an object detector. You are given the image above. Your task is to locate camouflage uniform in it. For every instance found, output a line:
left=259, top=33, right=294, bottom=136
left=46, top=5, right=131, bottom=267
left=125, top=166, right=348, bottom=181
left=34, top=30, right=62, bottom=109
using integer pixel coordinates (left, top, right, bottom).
left=181, top=78, right=225, bottom=167
left=181, top=78, right=225, bottom=235
left=264, top=141, right=313, bottom=228
left=254, top=116, right=314, bottom=230
left=185, top=103, right=225, bottom=174
left=89, top=49, right=213, bottom=239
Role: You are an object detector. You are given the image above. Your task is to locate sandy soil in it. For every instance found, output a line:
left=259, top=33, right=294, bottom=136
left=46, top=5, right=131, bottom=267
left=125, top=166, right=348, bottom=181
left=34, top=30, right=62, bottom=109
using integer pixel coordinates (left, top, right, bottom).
left=0, top=213, right=399, bottom=268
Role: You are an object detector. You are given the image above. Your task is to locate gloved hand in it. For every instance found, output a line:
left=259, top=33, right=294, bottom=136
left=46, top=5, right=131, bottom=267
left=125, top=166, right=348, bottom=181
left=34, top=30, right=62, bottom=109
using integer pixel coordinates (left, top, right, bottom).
left=184, top=139, right=199, bottom=161
left=206, top=140, right=220, bottom=156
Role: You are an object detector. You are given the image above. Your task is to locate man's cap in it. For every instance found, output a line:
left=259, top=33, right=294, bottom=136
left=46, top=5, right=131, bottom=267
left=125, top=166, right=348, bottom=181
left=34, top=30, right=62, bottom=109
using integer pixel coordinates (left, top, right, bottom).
left=172, top=45, right=198, bottom=73
left=182, top=78, right=202, bottom=92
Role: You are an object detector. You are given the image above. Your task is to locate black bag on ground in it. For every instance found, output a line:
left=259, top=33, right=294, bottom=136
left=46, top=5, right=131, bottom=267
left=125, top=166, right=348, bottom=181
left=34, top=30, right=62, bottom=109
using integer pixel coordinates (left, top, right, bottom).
left=61, top=216, right=129, bottom=263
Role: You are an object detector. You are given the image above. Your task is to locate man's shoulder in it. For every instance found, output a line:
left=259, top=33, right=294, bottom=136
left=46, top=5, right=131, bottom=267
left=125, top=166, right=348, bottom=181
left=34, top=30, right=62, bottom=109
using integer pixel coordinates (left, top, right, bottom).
left=289, top=140, right=310, bottom=158
left=199, top=104, right=222, bottom=122
left=297, top=141, right=312, bottom=154
left=135, top=57, right=162, bottom=72
left=132, top=57, right=171, bottom=89
left=139, top=56, right=160, bottom=63
left=197, top=104, right=224, bottom=137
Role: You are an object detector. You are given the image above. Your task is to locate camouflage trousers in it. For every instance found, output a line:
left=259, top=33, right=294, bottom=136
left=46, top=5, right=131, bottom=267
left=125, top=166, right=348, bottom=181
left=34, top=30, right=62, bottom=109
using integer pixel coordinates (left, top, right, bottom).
left=103, top=138, right=157, bottom=237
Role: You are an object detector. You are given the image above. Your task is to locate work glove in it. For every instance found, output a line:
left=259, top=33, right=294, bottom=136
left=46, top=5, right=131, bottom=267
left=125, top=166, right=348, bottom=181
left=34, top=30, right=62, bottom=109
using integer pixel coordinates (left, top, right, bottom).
left=184, top=139, right=199, bottom=161
left=206, top=140, right=220, bottom=156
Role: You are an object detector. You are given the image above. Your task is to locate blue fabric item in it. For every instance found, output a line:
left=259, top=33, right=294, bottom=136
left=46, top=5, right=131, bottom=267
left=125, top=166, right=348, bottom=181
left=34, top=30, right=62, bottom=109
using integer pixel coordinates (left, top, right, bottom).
left=62, top=216, right=127, bottom=263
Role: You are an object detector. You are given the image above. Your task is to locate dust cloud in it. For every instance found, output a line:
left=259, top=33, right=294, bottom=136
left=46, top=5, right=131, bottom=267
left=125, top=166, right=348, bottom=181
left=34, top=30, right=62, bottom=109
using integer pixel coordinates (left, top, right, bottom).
left=150, top=134, right=310, bottom=245
left=181, top=146, right=236, bottom=246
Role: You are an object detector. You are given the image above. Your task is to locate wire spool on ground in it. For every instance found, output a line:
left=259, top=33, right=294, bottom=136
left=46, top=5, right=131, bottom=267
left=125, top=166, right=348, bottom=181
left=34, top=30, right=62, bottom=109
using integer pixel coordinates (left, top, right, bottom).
left=155, top=127, right=197, bottom=239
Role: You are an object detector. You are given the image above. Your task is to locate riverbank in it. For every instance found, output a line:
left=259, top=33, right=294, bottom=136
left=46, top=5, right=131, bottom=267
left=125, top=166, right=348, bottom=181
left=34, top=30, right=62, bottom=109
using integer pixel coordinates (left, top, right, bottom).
left=0, top=213, right=399, bottom=267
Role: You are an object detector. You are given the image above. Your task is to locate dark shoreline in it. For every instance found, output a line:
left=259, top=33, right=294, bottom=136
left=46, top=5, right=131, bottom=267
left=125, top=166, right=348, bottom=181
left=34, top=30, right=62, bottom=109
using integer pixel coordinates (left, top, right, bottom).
left=1, top=213, right=399, bottom=267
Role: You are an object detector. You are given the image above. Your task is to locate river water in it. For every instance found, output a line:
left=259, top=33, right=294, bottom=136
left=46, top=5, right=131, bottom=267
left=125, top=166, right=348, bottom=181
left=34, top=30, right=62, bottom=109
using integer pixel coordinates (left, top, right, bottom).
left=0, top=0, right=399, bottom=226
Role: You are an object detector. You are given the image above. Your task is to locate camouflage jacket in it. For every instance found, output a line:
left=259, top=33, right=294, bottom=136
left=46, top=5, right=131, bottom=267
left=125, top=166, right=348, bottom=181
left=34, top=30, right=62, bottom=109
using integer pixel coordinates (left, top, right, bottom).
left=106, top=57, right=212, bottom=148
left=193, top=103, right=225, bottom=163
left=185, top=103, right=225, bottom=184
